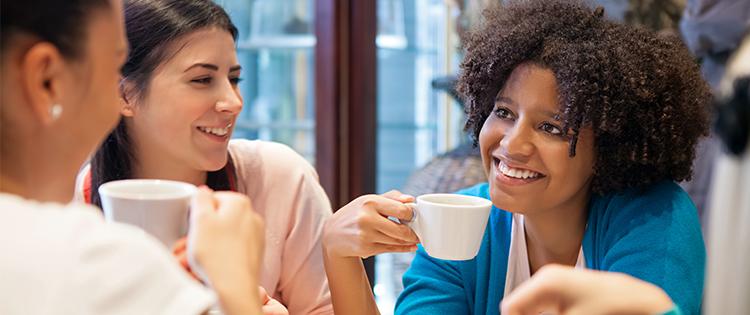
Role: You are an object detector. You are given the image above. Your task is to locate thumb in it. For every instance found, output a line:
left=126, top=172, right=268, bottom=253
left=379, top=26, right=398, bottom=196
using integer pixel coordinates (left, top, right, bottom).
left=258, top=286, right=271, bottom=305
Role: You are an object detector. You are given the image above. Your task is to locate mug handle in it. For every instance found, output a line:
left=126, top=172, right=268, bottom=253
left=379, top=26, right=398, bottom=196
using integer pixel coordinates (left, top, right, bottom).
left=403, top=202, right=422, bottom=242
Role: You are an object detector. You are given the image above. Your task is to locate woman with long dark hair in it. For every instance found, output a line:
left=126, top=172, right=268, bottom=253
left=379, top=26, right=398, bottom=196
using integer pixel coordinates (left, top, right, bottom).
left=76, top=1, right=333, bottom=314
left=0, top=0, right=264, bottom=314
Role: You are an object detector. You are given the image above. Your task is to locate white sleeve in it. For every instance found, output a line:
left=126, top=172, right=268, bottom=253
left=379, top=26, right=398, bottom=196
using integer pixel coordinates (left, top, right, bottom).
left=71, top=222, right=216, bottom=315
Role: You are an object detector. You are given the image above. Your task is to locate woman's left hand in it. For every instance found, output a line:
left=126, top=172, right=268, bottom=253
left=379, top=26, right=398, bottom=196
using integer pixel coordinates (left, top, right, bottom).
left=172, top=237, right=199, bottom=281
left=323, top=190, right=419, bottom=259
left=258, top=286, right=288, bottom=315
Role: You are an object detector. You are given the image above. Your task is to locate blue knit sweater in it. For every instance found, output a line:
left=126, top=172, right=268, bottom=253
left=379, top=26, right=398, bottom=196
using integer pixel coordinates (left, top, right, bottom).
left=395, top=181, right=705, bottom=315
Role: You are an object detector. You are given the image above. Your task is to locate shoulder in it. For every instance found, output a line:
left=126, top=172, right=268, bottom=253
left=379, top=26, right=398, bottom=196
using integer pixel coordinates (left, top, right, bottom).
left=0, top=194, right=106, bottom=246
left=586, top=181, right=705, bottom=268
left=592, top=181, right=699, bottom=227
left=0, top=194, right=169, bottom=270
left=4, top=197, right=168, bottom=264
left=0, top=195, right=214, bottom=314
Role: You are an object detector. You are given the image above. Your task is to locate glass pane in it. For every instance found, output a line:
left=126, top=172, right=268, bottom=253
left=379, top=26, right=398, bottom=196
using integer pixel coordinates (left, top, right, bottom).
left=219, top=0, right=316, bottom=162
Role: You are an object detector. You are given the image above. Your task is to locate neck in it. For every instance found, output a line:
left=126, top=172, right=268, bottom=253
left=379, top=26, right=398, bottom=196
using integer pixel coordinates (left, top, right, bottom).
left=131, top=157, right=207, bottom=187
left=130, top=138, right=206, bottom=187
left=1, top=131, right=81, bottom=203
left=524, top=188, right=590, bottom=275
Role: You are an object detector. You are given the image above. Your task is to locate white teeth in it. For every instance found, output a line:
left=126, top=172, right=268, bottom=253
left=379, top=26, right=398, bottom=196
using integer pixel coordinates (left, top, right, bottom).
left=198, top=124, right=231, bottom=136
left=509, top=168, right=519, bottom=178
left=498, top=161, right=540, bottom=179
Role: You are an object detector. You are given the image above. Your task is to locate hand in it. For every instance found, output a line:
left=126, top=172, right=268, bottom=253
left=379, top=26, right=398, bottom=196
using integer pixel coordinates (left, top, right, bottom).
left=171, top=237, right=198, bottom=281
left=258, top=286, right=288, bottom=315
left=323, top=190, right=419, bottom=259
left=187, top=187, right=265, bottom=288
left=500, top=264, right=675, bottom=315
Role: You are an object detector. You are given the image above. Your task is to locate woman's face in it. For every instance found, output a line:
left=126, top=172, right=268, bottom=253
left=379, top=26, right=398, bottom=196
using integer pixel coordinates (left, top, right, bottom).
left=126, top=27, right=242, bottom=172
left=479, top=63, right=596, bottom=215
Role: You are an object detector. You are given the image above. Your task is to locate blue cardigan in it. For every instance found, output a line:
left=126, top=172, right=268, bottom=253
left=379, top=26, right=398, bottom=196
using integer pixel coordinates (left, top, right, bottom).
left=395, top=181, right=705, bottom=315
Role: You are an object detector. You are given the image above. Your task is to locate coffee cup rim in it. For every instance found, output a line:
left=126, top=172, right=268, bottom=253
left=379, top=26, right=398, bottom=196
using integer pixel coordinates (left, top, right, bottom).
left=416, top=193, right=493, bottom=208
left=98, top=179, right=197, bottom=200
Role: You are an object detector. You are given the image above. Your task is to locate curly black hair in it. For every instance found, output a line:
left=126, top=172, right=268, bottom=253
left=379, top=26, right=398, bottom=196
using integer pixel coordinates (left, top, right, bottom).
left=458, top=0, right=712, bottom=194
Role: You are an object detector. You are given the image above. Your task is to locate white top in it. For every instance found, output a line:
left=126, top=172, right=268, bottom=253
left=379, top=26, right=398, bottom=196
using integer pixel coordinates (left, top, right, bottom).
left=0, top=193, right=215, bottom=315
left=504, top=213, right=586, bottom=296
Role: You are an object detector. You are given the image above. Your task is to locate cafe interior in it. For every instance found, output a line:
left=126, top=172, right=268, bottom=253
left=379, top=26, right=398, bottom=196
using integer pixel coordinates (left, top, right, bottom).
left=1, top=0, right=749, bottom=314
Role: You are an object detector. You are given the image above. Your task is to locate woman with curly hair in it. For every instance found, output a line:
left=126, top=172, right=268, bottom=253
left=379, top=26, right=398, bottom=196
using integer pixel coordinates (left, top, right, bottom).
left=320, top=0, right=709, bottom=315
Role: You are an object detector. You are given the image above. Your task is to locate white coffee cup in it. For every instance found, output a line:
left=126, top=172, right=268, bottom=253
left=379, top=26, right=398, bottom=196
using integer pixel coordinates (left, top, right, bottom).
left=406, top=193, right=493, bottom=260
left=98, top=179, right=197, bottom=246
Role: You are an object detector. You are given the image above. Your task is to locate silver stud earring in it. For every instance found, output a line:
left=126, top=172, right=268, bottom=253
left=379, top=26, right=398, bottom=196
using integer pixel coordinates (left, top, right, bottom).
left=50, top=104, right=63, bottom=121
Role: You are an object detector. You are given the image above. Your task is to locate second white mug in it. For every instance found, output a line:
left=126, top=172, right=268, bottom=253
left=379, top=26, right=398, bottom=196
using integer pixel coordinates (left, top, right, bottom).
left=407, top=193, right=493, bottom=260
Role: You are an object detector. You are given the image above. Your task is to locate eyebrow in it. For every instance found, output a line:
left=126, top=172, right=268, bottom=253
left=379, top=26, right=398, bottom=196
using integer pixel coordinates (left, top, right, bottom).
left=495, top=96, right=562, bottom=120
left=184, top=63, right=242, bottom=73
left=495, top=96, right=517, bottom=106
left=538, top=108, right=562, bottom=121
left=185, top=63, right=218, bottom=72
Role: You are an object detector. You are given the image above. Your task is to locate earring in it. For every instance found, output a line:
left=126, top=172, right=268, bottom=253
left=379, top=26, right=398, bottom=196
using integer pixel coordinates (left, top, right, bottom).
left=50, top=104, right=63, bottom=121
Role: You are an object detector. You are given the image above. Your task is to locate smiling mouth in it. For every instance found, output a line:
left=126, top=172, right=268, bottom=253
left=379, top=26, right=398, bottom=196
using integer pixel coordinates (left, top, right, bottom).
left=494, top=158, right=546, bottom=180
left=197, top=123, right=232, bottom=137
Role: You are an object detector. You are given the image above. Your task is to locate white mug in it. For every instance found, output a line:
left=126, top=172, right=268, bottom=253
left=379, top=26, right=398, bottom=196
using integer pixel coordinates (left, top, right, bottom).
left=98, top=179, right=197, bottom=247
left=407, top=193, right=493, bottom=260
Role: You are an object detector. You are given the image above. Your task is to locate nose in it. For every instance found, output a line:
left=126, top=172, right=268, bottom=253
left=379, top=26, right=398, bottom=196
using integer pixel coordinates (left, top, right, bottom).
left=500, top=122, right=535, bottom=161
left=215, top=81, right=243, bottom=114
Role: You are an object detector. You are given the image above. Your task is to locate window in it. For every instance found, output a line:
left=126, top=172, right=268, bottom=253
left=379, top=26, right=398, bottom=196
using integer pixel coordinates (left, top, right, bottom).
left=374, top=0, right=466, bottom=312
left=219, top=0, right=316, bottom=162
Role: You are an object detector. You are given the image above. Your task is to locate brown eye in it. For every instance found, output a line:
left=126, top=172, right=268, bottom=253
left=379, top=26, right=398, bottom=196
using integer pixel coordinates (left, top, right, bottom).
left=191, top=77, right=212, bottom=84
left=229, top=77, right=243, bottom=85
left=493, top=107, right=513, bottom=120
left=540, top=122, right=563, bottom=136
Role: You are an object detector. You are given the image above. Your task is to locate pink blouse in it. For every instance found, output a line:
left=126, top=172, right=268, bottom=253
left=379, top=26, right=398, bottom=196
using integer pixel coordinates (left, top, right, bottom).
left=229, top=140, right=333, bottom=315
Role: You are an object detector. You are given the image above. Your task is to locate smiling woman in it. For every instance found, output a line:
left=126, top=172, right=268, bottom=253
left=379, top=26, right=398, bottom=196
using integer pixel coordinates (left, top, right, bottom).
left=76, top=0, right=334, bottom=314
left=393, top=1, right=710, bottom=315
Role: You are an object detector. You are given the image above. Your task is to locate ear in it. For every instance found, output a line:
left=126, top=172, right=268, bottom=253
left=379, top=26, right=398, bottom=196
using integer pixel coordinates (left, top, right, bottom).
left=20, top=42, right=67, bottom=125
left=120, top=97, right=136, bottom=117
left=119, top=79, right=136, bottom=117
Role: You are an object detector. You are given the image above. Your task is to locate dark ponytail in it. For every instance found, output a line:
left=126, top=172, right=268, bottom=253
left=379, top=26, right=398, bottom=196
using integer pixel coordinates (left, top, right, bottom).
left=90, top=0, right=238, bottom=207
left=90, top=120, right=134, bottom=207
